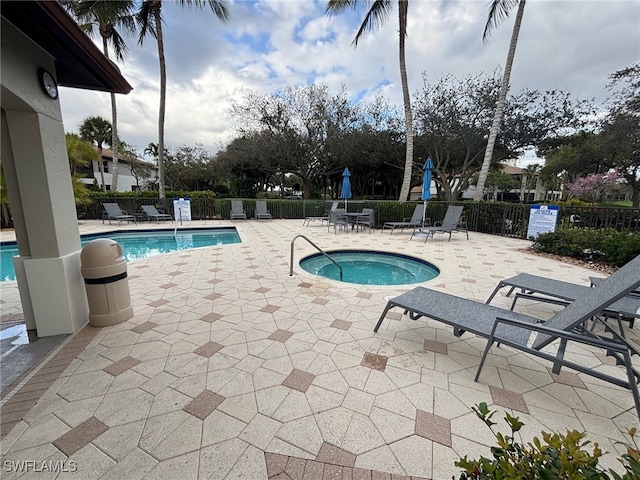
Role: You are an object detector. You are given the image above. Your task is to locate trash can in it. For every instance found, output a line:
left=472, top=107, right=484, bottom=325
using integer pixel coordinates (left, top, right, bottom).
left=81, top=239, right=133, bottom=327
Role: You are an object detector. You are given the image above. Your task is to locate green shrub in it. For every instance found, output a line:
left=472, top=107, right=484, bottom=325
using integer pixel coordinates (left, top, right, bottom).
left=531, top=228, right=640, bottom=267
left=455, top=403, right=640, bottom=480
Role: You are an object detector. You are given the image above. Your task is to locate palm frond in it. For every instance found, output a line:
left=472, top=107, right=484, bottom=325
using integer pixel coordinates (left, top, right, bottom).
left=483, top=0, right=519, bottom=41
left=354, top=0, right=392, bottom=46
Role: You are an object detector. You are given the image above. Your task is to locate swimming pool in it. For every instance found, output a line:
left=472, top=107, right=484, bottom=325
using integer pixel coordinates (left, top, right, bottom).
left=0, top=228, right=241, bottom=282
left=299, top=250, right=440, bottom=285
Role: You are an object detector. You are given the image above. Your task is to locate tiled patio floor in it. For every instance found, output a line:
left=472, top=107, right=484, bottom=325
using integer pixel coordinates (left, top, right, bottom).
left=1, top=219, right=638, bottom=479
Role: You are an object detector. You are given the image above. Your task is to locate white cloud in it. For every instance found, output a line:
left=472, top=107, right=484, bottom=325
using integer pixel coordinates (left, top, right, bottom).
left=60, top=0, right=640, bottom=160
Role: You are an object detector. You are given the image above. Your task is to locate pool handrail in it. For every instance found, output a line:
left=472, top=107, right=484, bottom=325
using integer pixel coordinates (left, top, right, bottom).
left=289, top=234, right=343, bottom=281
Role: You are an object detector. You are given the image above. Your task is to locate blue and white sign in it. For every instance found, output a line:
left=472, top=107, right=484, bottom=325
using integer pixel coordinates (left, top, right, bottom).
left=173, top=197, right=192, bottom=222
left=526, top=204, right=559, bottom=239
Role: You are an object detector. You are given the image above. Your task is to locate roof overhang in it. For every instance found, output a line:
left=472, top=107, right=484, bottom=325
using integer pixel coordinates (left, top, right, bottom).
left=1, top=1, right=132, bottom=94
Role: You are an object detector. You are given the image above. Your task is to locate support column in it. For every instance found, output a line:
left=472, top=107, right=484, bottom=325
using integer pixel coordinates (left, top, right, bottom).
left=3, top=109, right=89, bottom=336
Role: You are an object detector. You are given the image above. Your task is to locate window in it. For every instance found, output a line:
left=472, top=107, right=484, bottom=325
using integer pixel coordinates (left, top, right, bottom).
left=103, top=161, right=109, bottom=173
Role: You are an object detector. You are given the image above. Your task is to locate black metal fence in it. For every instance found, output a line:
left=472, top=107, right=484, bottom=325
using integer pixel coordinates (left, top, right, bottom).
left=72, top=198, right=640, bottom=239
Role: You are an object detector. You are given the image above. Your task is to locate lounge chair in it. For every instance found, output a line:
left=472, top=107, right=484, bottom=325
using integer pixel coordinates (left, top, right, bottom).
left=230, top=200, right=246, bottom=220
left=374, top=254, right=640, bottom=417
left=381, top=204, right=427, bottom=234
left=355, top=208, right=375, bottom=233
left=486, top=272, right=640, bottom=328
left=410, top=205, right=467, bottom=242
left=141, top=205, right=172, bottom=222
left=255, top=200, right=273, bottom=220
left=304, top=201, right=338, bottom=227
left=102, top=202, right=136, bottom=225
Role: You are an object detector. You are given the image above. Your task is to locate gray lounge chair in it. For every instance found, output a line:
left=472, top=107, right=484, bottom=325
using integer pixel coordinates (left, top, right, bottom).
left=486, top=272, right=640, bottom=328
left=381, top=204, right=426, bottom=234
left=230, top=200, right=246, bottom=220
left=255, top=200, right=273, bottom=220
left=304, top=201, right=338, bottom=226
left=410, top=205, right=467, bottom=242
left=102, top=202, right=136, bottom=225
left=374, top=254, right=640, bottom=418
left=141, top=205, right=172, bottom=222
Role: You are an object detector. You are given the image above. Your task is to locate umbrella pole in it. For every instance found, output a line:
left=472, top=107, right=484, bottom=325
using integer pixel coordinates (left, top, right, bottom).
left=422, top=200, right=427, bottom=228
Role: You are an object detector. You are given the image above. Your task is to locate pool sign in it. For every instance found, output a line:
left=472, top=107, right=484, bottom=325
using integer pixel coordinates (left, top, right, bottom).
left=526, top=204, right=559, bottom=239
left=173, top=197, right=191, bottom=222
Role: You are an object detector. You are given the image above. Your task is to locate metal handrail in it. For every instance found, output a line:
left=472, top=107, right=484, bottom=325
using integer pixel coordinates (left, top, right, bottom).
left=289, top=234, right=343, bottom=281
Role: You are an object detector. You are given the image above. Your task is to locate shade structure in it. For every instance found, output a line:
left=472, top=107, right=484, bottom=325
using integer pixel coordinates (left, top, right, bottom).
left=340, top=167, right=352, bottom=211
left=421, top=157, right=434, bottom=226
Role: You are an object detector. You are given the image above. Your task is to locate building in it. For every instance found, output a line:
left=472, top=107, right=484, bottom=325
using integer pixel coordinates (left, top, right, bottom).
left=79, top=147, right=158, bottom=192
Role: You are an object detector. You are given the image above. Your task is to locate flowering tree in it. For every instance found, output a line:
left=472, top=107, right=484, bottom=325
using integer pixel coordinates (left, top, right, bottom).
left=567, top=170, right=626, bottom=203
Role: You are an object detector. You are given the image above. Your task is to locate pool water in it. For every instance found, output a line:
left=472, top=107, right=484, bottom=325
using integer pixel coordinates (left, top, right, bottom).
left=299, top=250, right=439, bottom=285
left=0, top=228, right=241, bottom=282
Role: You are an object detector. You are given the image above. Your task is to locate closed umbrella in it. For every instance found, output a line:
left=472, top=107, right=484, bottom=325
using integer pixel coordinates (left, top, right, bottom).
left=421, top=157, right=434, bottom=226
left=340, top=167, right=352, bottom=212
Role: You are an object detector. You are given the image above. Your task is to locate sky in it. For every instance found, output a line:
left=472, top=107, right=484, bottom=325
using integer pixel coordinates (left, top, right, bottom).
left=59, top=0, right=640, bottom=167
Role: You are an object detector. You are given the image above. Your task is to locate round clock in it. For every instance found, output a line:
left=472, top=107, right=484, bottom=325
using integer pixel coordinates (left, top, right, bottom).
left=38, top=68, right=58, bottom=100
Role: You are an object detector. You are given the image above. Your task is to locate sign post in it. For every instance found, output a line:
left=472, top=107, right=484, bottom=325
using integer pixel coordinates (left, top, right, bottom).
left=172, top=198, right=192, bottom=225
left=526, top=204, right=559, bottom=239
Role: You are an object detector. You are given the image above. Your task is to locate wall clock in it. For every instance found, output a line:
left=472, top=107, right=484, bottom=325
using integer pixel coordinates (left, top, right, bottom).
left=38, top=68, right=58, bottom=100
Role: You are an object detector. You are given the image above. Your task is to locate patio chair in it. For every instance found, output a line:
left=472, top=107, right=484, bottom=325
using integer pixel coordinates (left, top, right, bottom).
left=328, top=208, right=349, bottom=234
left=381, top=204, right=427, bottom=234
left=141, top=205, right=172, bottom=222
left=355, top=208, right=375, bottom=233
left=486, top=272, right=640, bottom=328
left=102, top=202, right=136, bottom=225
left=410, top=205, right=467, bottom=242
left=255, top=200, right=273, bottom=220
left=374, top=254, right=640, bottom=418
left=230, top=200, right=246, bottom=220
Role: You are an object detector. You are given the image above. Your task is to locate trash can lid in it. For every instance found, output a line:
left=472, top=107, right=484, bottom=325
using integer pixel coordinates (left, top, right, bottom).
left=80, top=239, right=125, bottom=268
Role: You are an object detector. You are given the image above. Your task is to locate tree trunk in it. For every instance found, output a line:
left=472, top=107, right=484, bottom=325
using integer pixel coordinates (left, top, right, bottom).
left=397, top=0, right=414, bottom=202
left=103, top=36, right=119, bottom=192
left=97, top=145, right=106, bottom=192
left=155, top=6, right=167, bottom=199
left=474, top=0, right=526, bottom=202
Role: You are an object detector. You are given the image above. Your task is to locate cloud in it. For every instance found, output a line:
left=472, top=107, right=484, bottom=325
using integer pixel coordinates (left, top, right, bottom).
left=59, top=0, right=640, bottom=160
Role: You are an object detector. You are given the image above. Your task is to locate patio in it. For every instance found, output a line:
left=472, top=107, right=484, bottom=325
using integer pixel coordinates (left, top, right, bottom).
left=1, top=219, right=638, bottom=479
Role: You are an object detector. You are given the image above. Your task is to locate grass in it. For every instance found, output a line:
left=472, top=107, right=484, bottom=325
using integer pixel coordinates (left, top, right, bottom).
left=598, top=200, right=633, bottom=208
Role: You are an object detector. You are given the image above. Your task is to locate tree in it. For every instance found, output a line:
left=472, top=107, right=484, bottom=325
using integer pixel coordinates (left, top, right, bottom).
left=601, top=63, right=640, bottom=207
left=120, top=142, right=153, bottom=190
left=413, top=72, right=591, bottom=200
left=474, top=0, right=527, bottom=202
left=136, top=0, right=230, bottom=199
left=567, top=170, right=625, bottom=203
left=63, top=133, right=94, bottom=205
left=79, top=116, right=112, bottom=192
left=66, top=0, right=136, bottom=192
left=326, top=0, right=415, bottom=202
left=65, top=133, right=96, bottom=176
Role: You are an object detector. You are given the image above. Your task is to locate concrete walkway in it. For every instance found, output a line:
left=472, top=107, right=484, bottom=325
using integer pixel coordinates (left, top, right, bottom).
left=1, top=219, right=638, bottom=479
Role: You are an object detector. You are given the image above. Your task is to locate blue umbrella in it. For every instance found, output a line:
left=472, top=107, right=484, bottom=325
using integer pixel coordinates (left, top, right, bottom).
left=421, top=157, right=434, bottom=226
left=340, top=167, right=352, bottom=212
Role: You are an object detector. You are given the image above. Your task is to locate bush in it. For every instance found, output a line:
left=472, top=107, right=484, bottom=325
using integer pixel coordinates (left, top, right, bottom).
left=531, top=228, right=640, bottom=267
left=455, top=403, right=640, bottom=480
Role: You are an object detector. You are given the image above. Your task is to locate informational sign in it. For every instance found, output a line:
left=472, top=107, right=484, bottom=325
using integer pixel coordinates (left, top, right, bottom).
left=172, top=197, right=191, bottom=223
left=526, top=204, right=559, bottom=239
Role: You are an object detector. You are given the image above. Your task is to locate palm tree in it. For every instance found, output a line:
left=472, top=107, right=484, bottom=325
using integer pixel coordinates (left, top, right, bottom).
left=136, top=0, right=230, bottom=199
left=326, top=0, right=414, bottom=202
left=473, top=0, right=527, bottom=202
left=65, top=133, right=95, bottom=176
left=79, top=116, right=112, bottom=192
left=65, top=0, right=136, bottom=193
